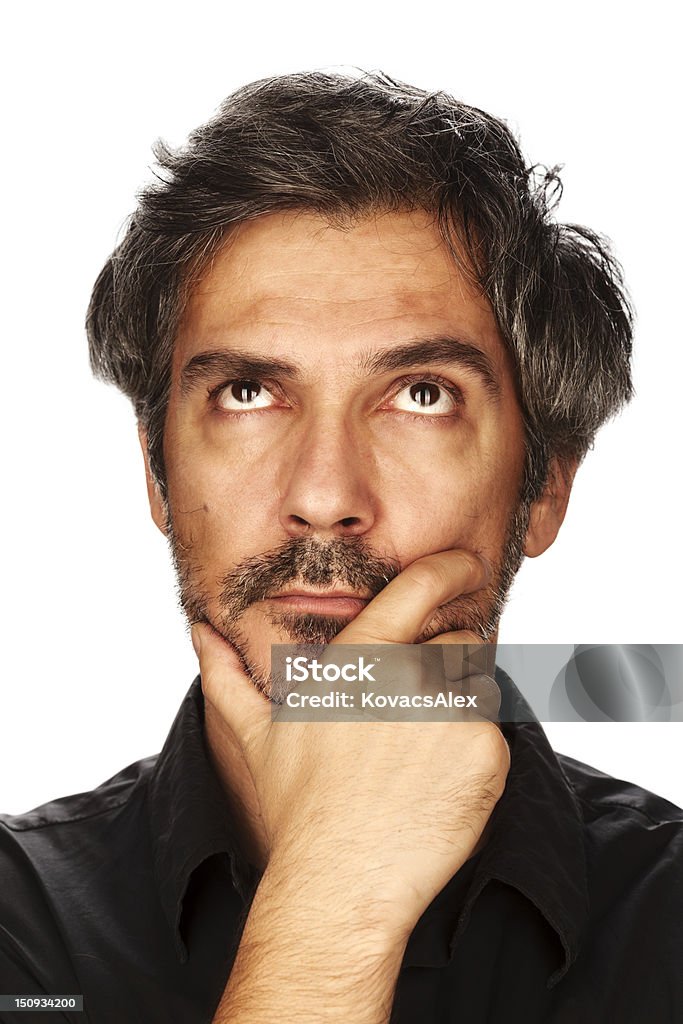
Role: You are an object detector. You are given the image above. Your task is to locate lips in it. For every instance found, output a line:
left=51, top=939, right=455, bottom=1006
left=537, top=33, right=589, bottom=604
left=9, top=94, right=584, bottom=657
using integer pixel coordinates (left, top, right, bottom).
left=266, top=589, right=371, bottom=616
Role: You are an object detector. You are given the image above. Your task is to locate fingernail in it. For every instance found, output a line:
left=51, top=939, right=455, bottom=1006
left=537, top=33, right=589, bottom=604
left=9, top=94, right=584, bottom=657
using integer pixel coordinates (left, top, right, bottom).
left=191, top=625, right=202, bottom=657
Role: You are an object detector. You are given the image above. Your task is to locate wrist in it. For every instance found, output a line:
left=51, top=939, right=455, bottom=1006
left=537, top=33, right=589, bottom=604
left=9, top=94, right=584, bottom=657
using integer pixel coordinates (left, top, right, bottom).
left=215, top=865, right=409, bottom=1024
left=261, top=845, right=415, bottom=951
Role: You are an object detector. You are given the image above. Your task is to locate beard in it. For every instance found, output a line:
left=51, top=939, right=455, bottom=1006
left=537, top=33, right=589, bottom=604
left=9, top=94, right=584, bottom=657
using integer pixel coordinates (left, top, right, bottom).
left=166, top=501, right=531, bottom=696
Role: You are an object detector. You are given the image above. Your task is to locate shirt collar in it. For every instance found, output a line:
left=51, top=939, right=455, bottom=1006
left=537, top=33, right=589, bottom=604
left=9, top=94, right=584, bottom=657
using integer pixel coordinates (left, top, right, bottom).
left=493, top=670, right=589, bottom=987
left=148, top=671, right=589, bottom=985
left=147, top=676, right=257, bottom=964
left=403, top=668, right=590, bottom=988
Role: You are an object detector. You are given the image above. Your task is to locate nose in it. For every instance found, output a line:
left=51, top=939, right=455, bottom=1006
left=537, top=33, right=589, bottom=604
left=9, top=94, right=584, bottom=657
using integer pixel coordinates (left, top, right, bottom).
left=277, top=413, right=378, bottom=539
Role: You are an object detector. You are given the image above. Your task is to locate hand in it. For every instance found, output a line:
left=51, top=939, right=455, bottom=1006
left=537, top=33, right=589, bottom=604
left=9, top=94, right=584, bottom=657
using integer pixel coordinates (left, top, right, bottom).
left=193, top=548, right=510, bottom=940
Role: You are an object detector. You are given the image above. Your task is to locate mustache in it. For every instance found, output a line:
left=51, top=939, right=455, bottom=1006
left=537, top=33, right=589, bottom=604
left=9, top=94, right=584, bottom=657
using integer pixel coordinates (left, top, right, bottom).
left=217, top=536, right=402, bottom=616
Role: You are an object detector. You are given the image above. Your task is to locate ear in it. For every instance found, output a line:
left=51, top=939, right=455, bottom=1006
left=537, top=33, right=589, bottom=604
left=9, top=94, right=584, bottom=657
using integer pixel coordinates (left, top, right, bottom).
left=524, top=457, right=578, bottom=558
left=137, top=424, right=168, bottom=537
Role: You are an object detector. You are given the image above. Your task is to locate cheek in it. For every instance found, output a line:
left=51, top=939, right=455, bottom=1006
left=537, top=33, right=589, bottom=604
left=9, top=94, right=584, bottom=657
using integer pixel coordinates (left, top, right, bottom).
left=165, top=441, right=279, bottom=563
left=375, top=435, right=521, bottom=563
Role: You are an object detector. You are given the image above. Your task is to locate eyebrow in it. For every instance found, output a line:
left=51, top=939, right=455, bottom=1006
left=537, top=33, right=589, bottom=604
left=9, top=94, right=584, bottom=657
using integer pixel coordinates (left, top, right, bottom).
left=179, top=335, right=501, bottom=400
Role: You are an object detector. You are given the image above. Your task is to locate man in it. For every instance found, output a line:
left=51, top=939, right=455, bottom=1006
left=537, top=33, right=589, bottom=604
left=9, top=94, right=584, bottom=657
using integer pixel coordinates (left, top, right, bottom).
left=0, top=71, right=681, bottom=1023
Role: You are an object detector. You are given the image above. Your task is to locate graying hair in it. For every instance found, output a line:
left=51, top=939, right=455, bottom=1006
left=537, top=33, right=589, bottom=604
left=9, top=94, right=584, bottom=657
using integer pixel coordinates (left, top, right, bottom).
left=86, top=70, right=633, bottom=504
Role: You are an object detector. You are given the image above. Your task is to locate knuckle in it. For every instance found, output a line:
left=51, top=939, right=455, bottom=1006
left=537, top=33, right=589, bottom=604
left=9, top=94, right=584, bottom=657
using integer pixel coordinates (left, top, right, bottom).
left=476, top=723, right=511, bottom=773
left=200, top=668, right=220, bottom=708
left=457, top=630, right=483, bottom=645
left=334, top=619, right=393, bottom=644
left=459, top=550, right=482, bottom=578
left=405, top=561, right=448, bottom=596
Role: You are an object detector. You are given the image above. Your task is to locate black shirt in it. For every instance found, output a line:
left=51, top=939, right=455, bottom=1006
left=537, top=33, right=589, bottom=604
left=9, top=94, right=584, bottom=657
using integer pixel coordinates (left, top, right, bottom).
left=1, top=671, right=682, bottom=1023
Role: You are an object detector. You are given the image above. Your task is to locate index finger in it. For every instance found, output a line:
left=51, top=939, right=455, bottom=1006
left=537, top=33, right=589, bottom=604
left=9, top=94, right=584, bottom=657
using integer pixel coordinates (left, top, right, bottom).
left=331, top=549, right=491, bottom=646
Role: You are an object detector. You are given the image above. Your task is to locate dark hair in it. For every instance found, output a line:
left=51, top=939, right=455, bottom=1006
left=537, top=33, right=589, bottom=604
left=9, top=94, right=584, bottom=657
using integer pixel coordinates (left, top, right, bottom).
left=86, top=70, right=633, bottom=504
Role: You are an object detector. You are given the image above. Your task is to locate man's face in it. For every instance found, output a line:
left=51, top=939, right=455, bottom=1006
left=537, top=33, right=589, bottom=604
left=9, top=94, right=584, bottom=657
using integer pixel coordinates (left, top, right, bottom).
left=152, top=209, right=534, bottom=692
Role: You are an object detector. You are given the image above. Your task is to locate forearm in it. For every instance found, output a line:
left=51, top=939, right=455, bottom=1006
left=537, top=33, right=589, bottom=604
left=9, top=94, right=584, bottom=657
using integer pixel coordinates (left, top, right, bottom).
left=212, top=861, right=409, bottom=1024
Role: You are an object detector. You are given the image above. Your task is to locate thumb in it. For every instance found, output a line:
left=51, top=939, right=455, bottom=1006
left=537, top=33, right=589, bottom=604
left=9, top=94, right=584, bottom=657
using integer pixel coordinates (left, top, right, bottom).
left=191, top=622, right=270, bottom=750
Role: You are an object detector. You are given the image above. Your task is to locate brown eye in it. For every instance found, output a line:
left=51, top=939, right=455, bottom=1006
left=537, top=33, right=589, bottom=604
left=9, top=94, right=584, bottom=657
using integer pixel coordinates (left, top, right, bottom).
left=392, top=380, right=458, bottom=415
left=410, top=383, right=440, bottom=407
left=215, top=379, right=276, bottom=411
left=232, top=380, right=261, bottom=403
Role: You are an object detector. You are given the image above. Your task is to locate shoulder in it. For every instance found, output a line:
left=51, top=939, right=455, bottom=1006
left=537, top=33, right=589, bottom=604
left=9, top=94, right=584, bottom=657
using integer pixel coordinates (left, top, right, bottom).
left=0, top=756, right=156, bottom=991
left=557, top=752, right=683, bottom=829
left=0, top=754, right=158, bottom=834
left=0, top=754, right=158, bottom=895
left=557, top=752, right=683, bottom=914
left=548, top=754, right=683, bottom=1014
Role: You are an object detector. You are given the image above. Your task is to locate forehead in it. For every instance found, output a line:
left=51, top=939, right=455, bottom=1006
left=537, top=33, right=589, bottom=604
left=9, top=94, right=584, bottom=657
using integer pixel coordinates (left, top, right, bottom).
left=175, top=209, right=507, bottom=373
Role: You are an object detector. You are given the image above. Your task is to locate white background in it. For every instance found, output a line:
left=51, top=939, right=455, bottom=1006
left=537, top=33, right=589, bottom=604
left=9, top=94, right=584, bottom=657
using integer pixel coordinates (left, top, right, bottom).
left=1, top=2, right=681, bottom=812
